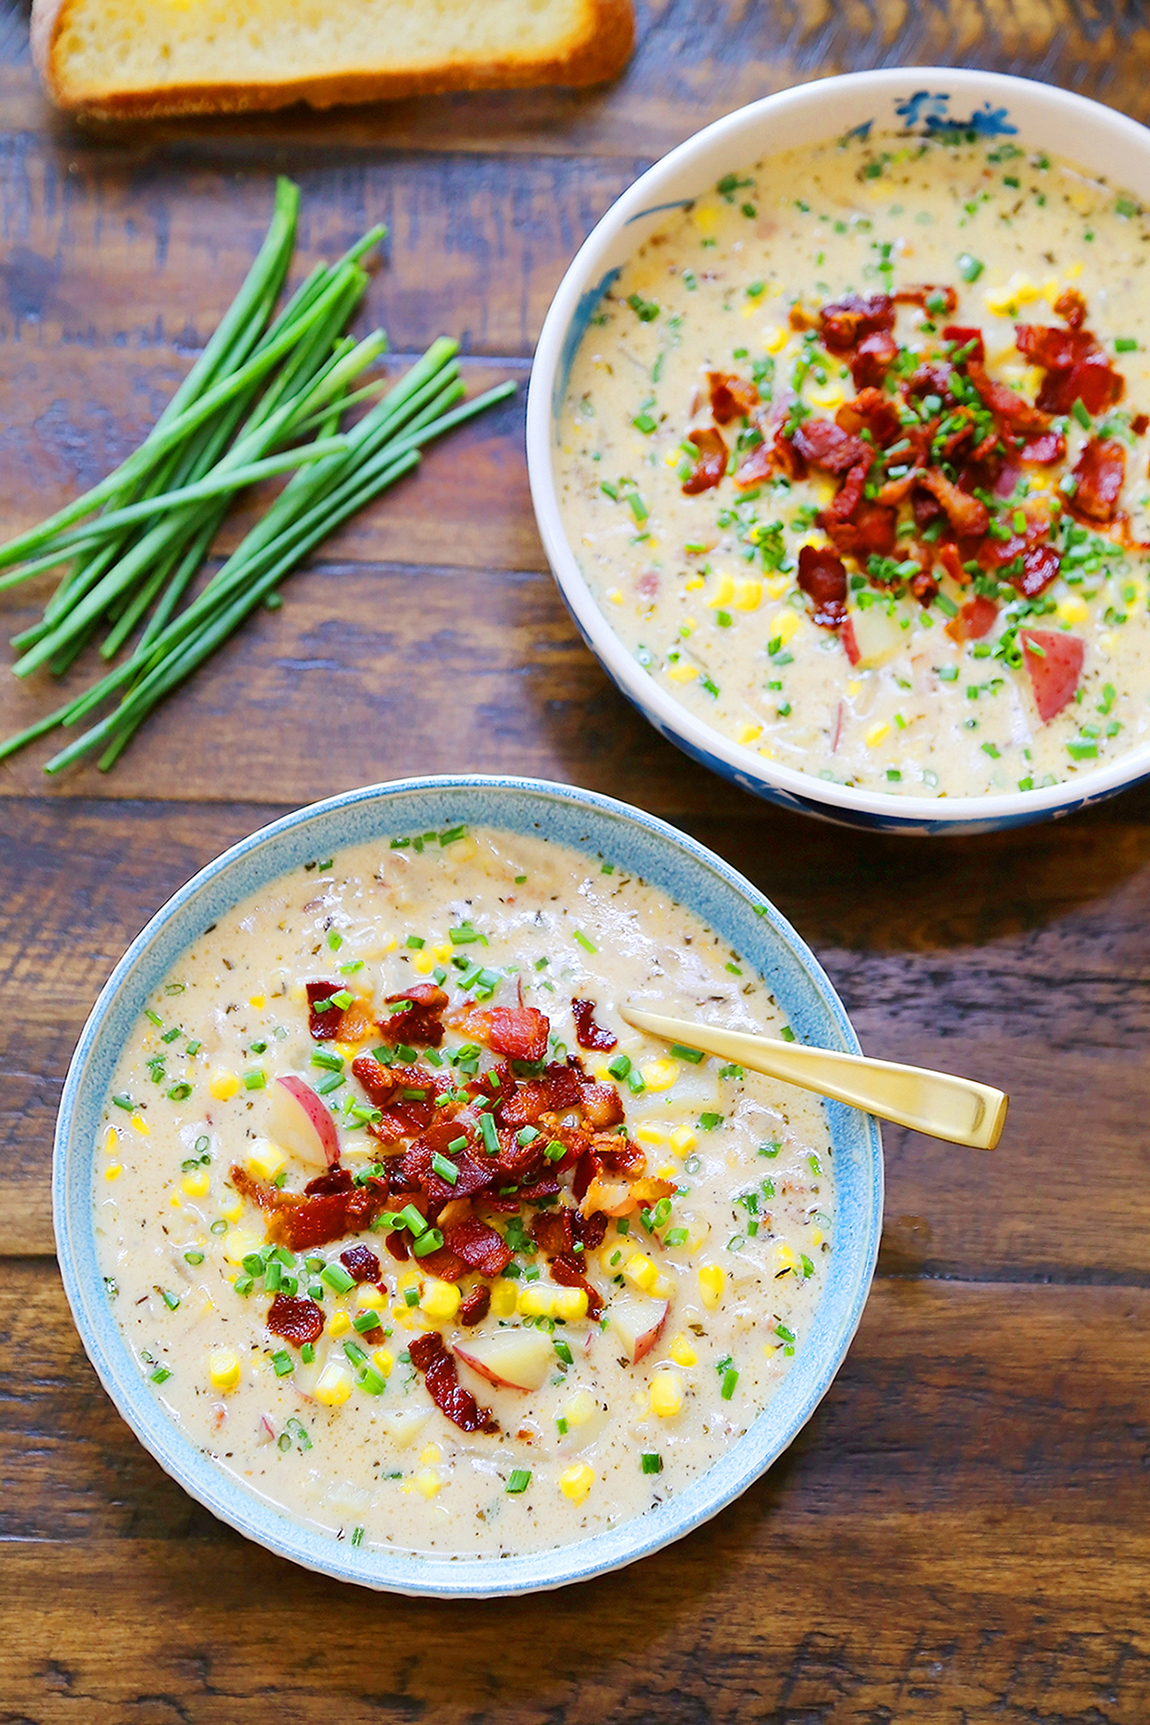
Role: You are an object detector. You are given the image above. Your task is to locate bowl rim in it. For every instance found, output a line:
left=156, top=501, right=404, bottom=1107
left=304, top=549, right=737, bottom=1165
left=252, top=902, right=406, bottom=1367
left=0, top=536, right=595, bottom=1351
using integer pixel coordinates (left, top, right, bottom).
left=526, top=65, right=1150, bottom=828
left=53, top=772, right=882, bottom=1597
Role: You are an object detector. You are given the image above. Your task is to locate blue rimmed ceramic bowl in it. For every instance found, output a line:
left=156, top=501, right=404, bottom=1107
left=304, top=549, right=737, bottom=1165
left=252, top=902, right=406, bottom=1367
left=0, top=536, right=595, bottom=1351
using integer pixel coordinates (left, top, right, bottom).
left=527, top=67, right=1150, bottom=835
left=55, top=775, right=882, bottom=1596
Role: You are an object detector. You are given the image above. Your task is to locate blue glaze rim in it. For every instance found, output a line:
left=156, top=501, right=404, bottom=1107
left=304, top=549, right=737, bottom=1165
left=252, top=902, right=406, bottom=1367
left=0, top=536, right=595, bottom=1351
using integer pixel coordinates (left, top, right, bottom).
left=55, top=775, right=882, bottom=1597
left=527, top=68, right=1150, bottom=834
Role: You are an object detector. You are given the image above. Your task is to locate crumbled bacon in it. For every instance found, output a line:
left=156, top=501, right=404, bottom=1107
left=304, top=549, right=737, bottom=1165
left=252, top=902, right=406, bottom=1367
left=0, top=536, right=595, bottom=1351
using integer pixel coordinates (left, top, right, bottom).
left=819, top=292, right=894, bottom=354
left=1053, top=288, right=1086, bottom=330
left=1039, top=355, right=1123, bottom=416
left=578, top=1080, right=624, bottom=1130
left=458, top=1284, right=490, bottom=1325
left=442, top=1213, right=514, bottom=1276
left=917, top=469, right=990, bottom=537
left=266, top=1293, right=324, bottom=1348
left=822, top=459, right=870, bottom=523
left=448, top=1004, right=551, bottom=1064
left=571, top=998, right=617, bottom=1051
left=409, top=1331, right=497, bottom=1434
left=680, top=426, right=728, bottom=494
left=941, top=326, right=985, bottom=364
left=1015, top=323, right=1097, bottom=373
left=1069, top=437, right=1125, bottom=524
left=376, top=983, right=447, bottom=1048
left=401, top=1121, right=494, bottom=1204
left=339, top=1243, right=381, bottom=1283
left=350, top=1052, right=398, bottom=1109
left=708, top=371, right=760, bottom=424
left=896, top=284, right=959, bottom=315
left=797, top=544, right=847, bottom=628
left=497, top=1062, right=583, bottom=1126
left=230, top=1163, right=388, bottom=1253
left=850, top=328, right=898, bottom=389
left=1016, top=544, right=1062, bottom=598
left=1019, top=430, right=1066, bottom=465
left=792, top=417, right=872, bottom=475
left=835, top=387, right=902, bottom=447
left=306, top=980, right=344, bottom=1041
left=966, top=358, right=1049, bottom=432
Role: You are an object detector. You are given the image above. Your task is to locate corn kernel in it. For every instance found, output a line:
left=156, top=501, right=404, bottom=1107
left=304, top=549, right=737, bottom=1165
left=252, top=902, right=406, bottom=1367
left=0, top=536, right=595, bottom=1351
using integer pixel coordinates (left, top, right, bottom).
left=219, top=1196, right=243, bottom=1223
left=222, top=1229, right=260, bottom=1267
left=765, top=574, right=789, bottom=600
left=734, top=722, right=762, bottom=746
left=641, top=1058, right=679, bottom=1092
left=209, top=1348, right=241, bottom=1392
left=624, top=1253, right=660, bottom=1293
left=687, top=1220, right=711, bottom=1254
left=412, top=951, right=435, bottom=976
left=670, top=1333, right=697, bottom=1367
left=1066, top=260, right=1084, bottom=280
left=420, top=1279, right=461, bottom=1321
left=170, top=1195, right=182, bottom=1208
left=1057, top=595, right=1090, bottom=625
left=775, top=1241, right=800, bottom=1274
left=372, top=1347, right=395, bottom=1377
left=763, top=324, right=788, bottom=355
left=446, top=835, right=478, bottom=863
left=559, top=1462, right=595, bottom=1504
left=431, top=942, right=453, bottom=962
left=378, top=935, right=397, bottom=955
left=518, top=1284, right=559, bottom=1318
left=773, top=607, right=801, bottom=646
left=249, top=994, right=265, bottom=1009
left=667, top=661, right=698, bottom=684
left=811, top=1228, right=823, bottom=1247
left=693, top=204, right=719, bottom=236
left=651, top=1273, right=676, bottom=1300
left=490, top=1280, right=518, bottom=1318
left=669, top=1125, right=697, bottom=1154
left=554, top=1287, right=588, bottom=1321
left=104, top=1161, right=122, bottom=1182
left=246, top=1139, right=287, bottom=1182
left=327, top=1309, right=352, bottom=1338
left=209, top=1068, right=240, bottom=1102
left=699, top=1264, right=725, bottom=1309
left=314, top=1360, right=354, bottom=1406
left=635, top=1122, right=667, bottom=1147
left=706, top=573, right=736, bottom=609
left=806, top=379, right=845, bottom=410
left=985, top=271, right=1039, bottom=314
left=411, top=1467, right=441, bottom=1499
left=1039, top=276, right=1061, bottom=305
left=564, top=1389, right=597, bottom=1428
left=420, top=1442, right=442, bottom=1466
left=130, top=1114, right=149, bottom=1136
left=356, top=1284, right=386, bottom=1310
left=103, top=1128, right=118, bottom=1156
left=657, top=1163, right=678, bottom=1181
left=650, top=1370, right=684, bottom=1418
left=181, top=1167, right=210, bottom=1198
left=733, top=579, right=762, bottom=611
left=865, top=721, right=891, bottom=748
left=684, top=575, right=705, bottom=592
left=607, top=586, right=624, bottom=604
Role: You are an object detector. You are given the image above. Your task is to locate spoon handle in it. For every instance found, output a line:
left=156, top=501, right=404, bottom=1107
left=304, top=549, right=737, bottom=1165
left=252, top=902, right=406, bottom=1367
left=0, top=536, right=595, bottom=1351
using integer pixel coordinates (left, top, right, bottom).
left=619, top=1007, right=1007, bottom=1150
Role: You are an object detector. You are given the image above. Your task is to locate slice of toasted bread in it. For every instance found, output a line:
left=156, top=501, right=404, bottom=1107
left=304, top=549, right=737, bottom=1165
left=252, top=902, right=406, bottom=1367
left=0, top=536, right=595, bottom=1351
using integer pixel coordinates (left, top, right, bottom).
left=32, top=0, right=634, bottom=119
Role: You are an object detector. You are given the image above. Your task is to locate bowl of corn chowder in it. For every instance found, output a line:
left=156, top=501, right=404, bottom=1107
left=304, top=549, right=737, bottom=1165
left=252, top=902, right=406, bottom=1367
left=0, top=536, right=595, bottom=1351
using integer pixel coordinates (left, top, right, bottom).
left=528, top=68, right=1150, bottom=834
left=55, top=776, right=881, bottom=1597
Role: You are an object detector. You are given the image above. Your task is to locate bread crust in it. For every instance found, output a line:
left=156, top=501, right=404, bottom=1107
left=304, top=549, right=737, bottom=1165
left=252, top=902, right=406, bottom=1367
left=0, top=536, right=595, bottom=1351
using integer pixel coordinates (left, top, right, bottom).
left=32, top=0, right=634, bottom=118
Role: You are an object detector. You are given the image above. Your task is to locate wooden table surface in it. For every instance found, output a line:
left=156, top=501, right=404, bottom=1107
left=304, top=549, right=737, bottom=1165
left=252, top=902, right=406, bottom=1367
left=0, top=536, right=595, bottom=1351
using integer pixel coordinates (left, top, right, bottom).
left=3, top=3, right=1150, bottom=1720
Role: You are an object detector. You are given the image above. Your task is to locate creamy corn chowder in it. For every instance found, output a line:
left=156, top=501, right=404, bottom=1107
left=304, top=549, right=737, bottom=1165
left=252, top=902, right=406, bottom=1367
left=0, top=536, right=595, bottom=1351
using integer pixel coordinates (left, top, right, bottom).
left=95, top=826, right=832, bottom=1559
left=557, top=132, right=1150, bottom=798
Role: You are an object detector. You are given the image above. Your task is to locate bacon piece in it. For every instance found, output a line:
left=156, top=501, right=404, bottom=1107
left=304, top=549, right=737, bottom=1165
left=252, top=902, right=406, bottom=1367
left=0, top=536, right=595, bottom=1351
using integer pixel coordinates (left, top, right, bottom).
left=941, top=326, right=985, bottom=364
left=1016, top=544, right=1062, bottom=599
left=488, top=1129, right=547, bottom=1190
left=873, top=470, right=924, bottom=509
left=229, top=1163, right=387, bottom=1253
left=850, top=328, right=898, bottom=389
left=823, top=458, right=870, bottom=522
left=1021, top=630, right=1085, bottom=722
left=835, top=387, right=902, bottom=446
left=409, top=1331, right=497, bottom=1434
left=448, top=1004, right=551, bottom=1064
left=1069, top=437, right=1126, bottom=524
left=376, top=983, right=447, bottom=1048
left=401, top=1121, right=494, bottom=1204
left=708, top=371, right=760, bottom=424
left=797, top=544, right=847, bottom=628
left=819, top=292, right=894, bottom=355
left=792, top=417, right=871, bottom=475
left=549, top=1252, right=603, bottom=1321
left=1020, top=430, right=1066, bottom=464
left=306, top=980, right=345, bottom=1041
left=571, top=998, right=617, bottom=1052
left=458, top=1284, right=490, bottom=1326
left=385, top=1230, right=409, bottom=1262
left=897, top=284, right=959, bottom=315
left=909, top=360, right=955, bottom=400
left=1134, top=414, right=1149, bottom=437
left=339, top=1243, right=381, bottom=1283
left=350, top=1052, right=398, bottom=1109
left=948, top=595, right=998, bottom=642
left=579, top=1080, right=624, bottom=1130
left=823, top=501, right=898, bottom=560
left=415, top=1243, right=467, bottom=1281
left=681, top=426, right=728, bottom=494
left=909, top=567, right=939, bottom=605
left=966, top=358, right=1050, bottom=432
left=363, top=1063, right=456, bottom=1140
left=917, top=469, right=989, bottom=537
left=937, top=543, right=967, bottom=587
left=1037, top=355, right=1123, bottom=416
left=266, top=1293, right=324, bottom=1348
left=1054, top=288, right=1086, bottom=330
left=594, top=1135, right=645, bottom=1174
left=1015, top=323, right=1096, bottom=373
left=443, top=1213, right=513, bottom=1276
left=531, top=1207, right=574, bottom=1256
left=498, top=1065, right=583, bottom=1128
left=334, top=998, right=375, bottom=1043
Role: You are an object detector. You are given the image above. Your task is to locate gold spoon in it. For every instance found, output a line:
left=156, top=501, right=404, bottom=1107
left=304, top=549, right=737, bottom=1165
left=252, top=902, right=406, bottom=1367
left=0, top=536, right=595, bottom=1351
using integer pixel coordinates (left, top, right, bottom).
left=619, top=1005, right=1007, bottom=1150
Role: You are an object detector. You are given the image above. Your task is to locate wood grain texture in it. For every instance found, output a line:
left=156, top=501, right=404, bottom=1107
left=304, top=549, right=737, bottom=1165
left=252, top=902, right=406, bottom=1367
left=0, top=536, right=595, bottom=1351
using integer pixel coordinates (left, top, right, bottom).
left=1, top=0, right=1149, bottom=1717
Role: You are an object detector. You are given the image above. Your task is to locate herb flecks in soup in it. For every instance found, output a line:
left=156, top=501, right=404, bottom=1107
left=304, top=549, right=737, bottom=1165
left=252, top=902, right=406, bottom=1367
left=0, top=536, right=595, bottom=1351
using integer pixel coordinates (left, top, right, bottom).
left=557, top=134, right=1150, bottom=797
left=96, top=828, right=832, bottom=1557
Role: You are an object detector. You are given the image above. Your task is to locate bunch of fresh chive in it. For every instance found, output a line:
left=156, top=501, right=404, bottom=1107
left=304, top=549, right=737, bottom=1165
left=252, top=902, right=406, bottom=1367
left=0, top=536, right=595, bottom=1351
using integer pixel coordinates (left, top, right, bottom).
left=0, top=176, right=513, bottom=772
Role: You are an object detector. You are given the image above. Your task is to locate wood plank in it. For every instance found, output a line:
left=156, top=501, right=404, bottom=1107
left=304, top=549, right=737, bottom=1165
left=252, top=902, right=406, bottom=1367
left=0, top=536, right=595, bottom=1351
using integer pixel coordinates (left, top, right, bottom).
left=1, top=1268, right=1147, bottom=1719
left=4, top=0, right=1150, bottom=162
left=3, top=795, right=1149, bottom=1270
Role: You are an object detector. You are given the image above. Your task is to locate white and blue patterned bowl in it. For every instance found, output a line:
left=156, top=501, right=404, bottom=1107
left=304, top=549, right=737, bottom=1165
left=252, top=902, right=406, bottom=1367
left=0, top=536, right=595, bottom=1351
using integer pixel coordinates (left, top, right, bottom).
left=527, top=68, right=1150, bottom=835
left=55, top=776, right=882, bottom=1596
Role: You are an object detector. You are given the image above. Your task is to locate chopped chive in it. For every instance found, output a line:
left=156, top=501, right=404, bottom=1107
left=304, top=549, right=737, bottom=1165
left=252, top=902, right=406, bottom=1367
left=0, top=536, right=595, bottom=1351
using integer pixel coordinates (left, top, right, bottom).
left=112, top=1094, right=135, bottom=1112
left=150, top=1366, right=172, bottom=1384
left=775, top=1322, right=796, bottom=1344
left=398, top=1203, right=428, bottom=1236
left=477, top=1113, right=499, bottom=1157
left=670, top=1044, right=704, bottom=1064
left=145, top=1009, right=164, bottom=1027
left=271, top=1349, right=294, bottom=1377
left=698, top=1112, right=724, bottom=1131
left=353, top=1309, right=382, bottom=1333
left=311, top=1050, right=344, bottom=1071
left=721, top=1367, right=739, bottom=1400
left=243, top=1070, right=266, bottom=1091
left=183, top=1250, right=204, bottom=1266
left=160, top=1289, right=180, bottom=1311
left=641, top=1453, right=663, bottom=1475
left=607, top=1054, right=632, bottom=1079
left=544, top=1139, right=567, bottom=1162
left=351, top=1525, right=366, bottom=1547
left=505, top=1468, right=532, bottom=1494
left=573, top=929, right=597, bottom=953
left=1071, top=398, right=1091, bottom=430
left=779, top=1027, right=796, bottom=1043
left=166, top=1082, right=193, bottom=1101
left=343, top=1340, right=368, bottom=1367
left=553, top=1339, right=574, bottom=1366
left=301, top=1342, right=315, bottom=1364
left=430, top=1151, right=460, bottom=1186
left=320, top=1261, right=356, bottom=1294
left=412, top=1227, right=445, bottom=1258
